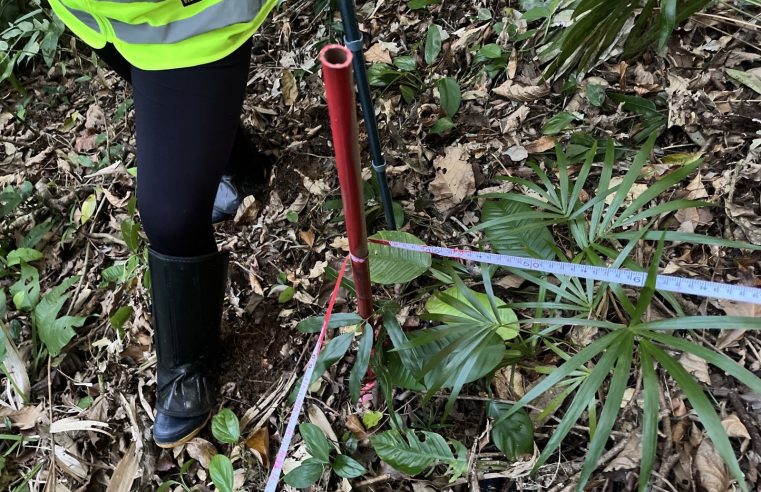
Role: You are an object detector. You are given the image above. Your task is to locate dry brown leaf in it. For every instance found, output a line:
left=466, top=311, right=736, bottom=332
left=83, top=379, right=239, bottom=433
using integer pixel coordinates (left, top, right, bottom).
left=696, top=439, right=730, bottom=492
left=245, top=427, right=270, bottom=468
left=679, top=352, right=711, bottom=385
left=716, top=329, right=746, bottom=350
left=493, top=367, right=525, bottom=400
left=721, top=414, right=751, bottom=440
left=505, top=145, right=528, bottom=162
left=281, top=69, right=298, bottom=106
left=24, top=146, right=52, bottom=167
left=499, top=105, right=529, bottom=134
left=85, top=104, right=106, bottom=130
left=494, top=274, right=524, bottom=289
left=75, top=133, right=98, bottom=152
left=106, top=442, right=140, bottom=492
left=493, top=81, right=549, bottom=102
left=429, top=145, right=475, bottom=213
left=234, top=195, right=260, bottom=224
left=345, top=414, right=369, bottom=443
left=719, top=300, right=760, bottom=317
left=56, top=446, right=89, bottom=480
left=299, top=229, right=315, bottom=248
left=1, top=325, right=31, bottom=407
left=523, top=136, right=556, bottom=154
left=604, top=433, right=642, bottom=471
left=186, top=437, right=217, bottom=469
left=330, top=236, right=350, bottom=251
left=364, top=43, right=392, bottom=64
left=672, top=397, right=689, bottom=443
left=0, top=404, right=41, bottom=430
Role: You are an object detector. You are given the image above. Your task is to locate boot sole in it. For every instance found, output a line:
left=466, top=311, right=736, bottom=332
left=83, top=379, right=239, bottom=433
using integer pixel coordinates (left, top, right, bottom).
left=154, top=413, right=211, bottom=449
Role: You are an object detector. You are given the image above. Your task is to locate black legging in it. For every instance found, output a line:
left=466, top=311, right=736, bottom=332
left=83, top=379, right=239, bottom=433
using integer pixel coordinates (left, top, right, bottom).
left=95, top=41, right=253, bottom=257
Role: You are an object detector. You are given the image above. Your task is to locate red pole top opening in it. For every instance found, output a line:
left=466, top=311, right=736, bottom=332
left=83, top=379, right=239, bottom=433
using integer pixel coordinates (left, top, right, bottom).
left=320, top=44, right=353, bottom=69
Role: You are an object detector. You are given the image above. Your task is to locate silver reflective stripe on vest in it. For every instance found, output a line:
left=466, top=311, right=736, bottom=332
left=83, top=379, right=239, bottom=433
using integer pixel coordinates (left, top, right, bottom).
left=110, top=0, right=265, bottom=44
left=68, top=7, right=102, bottom=33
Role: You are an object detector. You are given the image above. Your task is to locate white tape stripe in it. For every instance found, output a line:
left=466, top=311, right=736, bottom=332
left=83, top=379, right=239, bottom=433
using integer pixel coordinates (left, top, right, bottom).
left=265, top=256, right=350, bottom=491
left=382, top=240, right=761, bottom=305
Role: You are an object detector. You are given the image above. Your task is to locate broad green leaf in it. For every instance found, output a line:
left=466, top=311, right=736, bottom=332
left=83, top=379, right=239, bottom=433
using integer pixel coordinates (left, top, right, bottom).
left=278, top=285, right=295, bottom=304
left=6, top=248, right=42, bottom=266
left=32, top=276, right=85, bottom=356
left=394, top=55, right=416, bottom=71
left=211, top=408, right=240, bottom=444
left=400, top=84, right=417, bottom=104
left=349, top=325, right=373, bottom=403
left=481, top=199, right=556, bottom=259
left=542, top=112, right=576, bottom=135
left=101, top=263, right=126, bottom=284
left=10, top=264, right=40, bottom=311
left=362, top=410, right=383, bottom=429
left=121, top=220, right=141, bottom=253
left=297, top=313, right=362, bottom=334
left=80, top=193, right=97, bottom=225
left=479, top=43, right=503, bottom=59
left=488, top=401, right=534, bottom=459
left=300, top=422, right=331, bottom=463
left=409, top=0, right=441, bottom=9
left=726, top=68, right=761, bottom=95
left=430, top=117, right=455, bottom=134
left=310, top=333, right=353, bottom=384
left=332, top=454, right=367, bottom=478
left=425, top=287, right=519, bottom=340
left=586, top=84, right=606, bottom=106
left=424, top=25, right=442, bottom=65
left=208, top=455, right=234, bottom=492
left=368, top=231, right=431, bottom=284
left=371, top=429, right=465, bottom=478
left=283, top=460, right=324, bottom=488
left=109, top=305, right=133, bottom=333
left=438, top=77, right=461, bottom=117
left=367, top=63, right=401, bottom=88
left=21, top=220, right=53, bottom=249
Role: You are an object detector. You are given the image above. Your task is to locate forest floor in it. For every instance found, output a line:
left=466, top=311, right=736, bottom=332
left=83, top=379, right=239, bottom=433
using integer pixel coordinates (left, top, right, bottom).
left=1, top=1, right=761, bottom=491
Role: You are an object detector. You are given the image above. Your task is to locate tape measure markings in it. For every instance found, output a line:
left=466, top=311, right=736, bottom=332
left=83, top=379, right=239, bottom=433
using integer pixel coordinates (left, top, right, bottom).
left=370, top=239, right=761, bottom=305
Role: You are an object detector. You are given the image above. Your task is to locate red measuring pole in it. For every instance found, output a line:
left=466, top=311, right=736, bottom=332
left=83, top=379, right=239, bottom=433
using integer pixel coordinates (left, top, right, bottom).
left=320, top=45, right=373, bottom=319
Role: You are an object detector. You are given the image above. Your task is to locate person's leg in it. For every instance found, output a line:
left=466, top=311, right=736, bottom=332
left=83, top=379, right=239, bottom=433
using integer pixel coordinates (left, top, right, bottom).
left=134, top=39, right=252, bottom=255
left=132, top=39, right=252, bottom=447
left=94, top=42, right=268, bottom=224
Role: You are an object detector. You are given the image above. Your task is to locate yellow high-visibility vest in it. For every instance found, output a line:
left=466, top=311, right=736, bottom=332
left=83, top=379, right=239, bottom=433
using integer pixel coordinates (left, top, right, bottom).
left=48, top=0, right=279, bottom=70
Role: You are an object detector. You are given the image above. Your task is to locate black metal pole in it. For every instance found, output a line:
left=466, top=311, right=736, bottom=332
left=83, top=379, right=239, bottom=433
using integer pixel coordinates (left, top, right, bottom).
left=337, top=0, right=397, bottom=231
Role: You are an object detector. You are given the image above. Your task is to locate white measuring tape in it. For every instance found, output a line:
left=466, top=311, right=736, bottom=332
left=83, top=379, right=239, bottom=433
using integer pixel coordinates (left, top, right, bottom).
left=372, top=239, right=761, bottom=305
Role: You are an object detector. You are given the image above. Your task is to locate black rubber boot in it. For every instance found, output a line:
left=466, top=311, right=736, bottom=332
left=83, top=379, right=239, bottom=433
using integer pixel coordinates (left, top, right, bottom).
left=148, top=249, right=228, bottom=448
left=212, top=133, right=273, bottom=224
